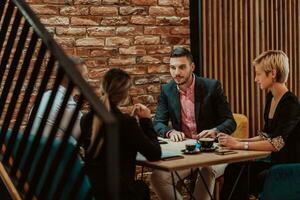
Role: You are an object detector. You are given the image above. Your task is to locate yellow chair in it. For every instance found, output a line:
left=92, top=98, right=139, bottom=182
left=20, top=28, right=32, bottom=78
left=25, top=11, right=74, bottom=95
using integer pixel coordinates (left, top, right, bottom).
left=214, top=113, right=249, bottom=200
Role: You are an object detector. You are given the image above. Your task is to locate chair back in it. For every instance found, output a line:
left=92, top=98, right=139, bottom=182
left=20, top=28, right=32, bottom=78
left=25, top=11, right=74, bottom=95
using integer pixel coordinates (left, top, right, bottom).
left=231, top=113, right=249, bottom=138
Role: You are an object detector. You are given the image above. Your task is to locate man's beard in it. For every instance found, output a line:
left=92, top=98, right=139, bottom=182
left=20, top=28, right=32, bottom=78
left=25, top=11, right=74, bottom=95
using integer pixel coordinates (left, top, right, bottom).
left=175, top=75, right=191, bottom=85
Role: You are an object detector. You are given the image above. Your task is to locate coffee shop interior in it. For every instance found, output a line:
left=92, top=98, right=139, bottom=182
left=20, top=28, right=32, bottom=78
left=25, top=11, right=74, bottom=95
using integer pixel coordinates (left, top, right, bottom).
left=0, top=0, right=299, bottom=200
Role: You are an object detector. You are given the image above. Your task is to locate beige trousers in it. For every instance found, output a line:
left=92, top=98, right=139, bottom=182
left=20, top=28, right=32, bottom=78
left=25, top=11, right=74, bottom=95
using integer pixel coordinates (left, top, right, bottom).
left=150, top=164, right=227, bottom=200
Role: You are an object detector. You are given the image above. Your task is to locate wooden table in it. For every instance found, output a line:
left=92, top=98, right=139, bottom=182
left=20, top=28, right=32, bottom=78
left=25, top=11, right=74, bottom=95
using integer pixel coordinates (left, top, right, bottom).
left=137, top=139, right=271, bottom=200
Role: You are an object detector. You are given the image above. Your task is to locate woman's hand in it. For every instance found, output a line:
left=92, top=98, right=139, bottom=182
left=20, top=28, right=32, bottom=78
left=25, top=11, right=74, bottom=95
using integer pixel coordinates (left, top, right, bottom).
left=132, top=103, right=151, bottom=119
left=217, top=133, right=242, bottom=149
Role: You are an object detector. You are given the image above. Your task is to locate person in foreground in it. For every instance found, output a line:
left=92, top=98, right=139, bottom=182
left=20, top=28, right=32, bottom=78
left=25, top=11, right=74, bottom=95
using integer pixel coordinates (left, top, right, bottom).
left=219, top=50, right=300, bottom=200
left=80, top=68, right=161, bottom=200
left=151, top=47, right=236, bottom=200
left=30, top=56, right=89, bottom=140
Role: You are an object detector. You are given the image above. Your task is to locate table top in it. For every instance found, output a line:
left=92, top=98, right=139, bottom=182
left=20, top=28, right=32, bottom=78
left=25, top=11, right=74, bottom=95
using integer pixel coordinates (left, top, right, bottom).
left=137, top=138, right=271, bottom=172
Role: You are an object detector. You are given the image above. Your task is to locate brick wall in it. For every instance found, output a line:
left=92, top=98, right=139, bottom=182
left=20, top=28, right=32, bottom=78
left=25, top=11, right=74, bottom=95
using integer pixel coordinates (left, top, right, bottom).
left=26, top=0, right=190, bottom=112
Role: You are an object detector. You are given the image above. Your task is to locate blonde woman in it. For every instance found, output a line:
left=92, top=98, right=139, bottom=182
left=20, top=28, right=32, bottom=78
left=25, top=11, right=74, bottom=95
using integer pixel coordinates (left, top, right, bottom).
left=80, top=68, right=161, bottom=200
left=219, top=50, right=300, bottom=200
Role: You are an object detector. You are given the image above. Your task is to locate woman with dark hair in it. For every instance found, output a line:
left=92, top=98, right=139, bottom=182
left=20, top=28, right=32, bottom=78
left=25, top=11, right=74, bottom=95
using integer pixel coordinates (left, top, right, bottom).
left=80, top=68, right=161, bottom=200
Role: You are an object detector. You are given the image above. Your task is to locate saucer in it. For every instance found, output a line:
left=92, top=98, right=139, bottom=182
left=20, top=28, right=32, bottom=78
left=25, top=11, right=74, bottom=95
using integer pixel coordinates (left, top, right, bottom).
left=200, top=147, right=216, bottom=152
left=181, top=149, right=201, bottom=154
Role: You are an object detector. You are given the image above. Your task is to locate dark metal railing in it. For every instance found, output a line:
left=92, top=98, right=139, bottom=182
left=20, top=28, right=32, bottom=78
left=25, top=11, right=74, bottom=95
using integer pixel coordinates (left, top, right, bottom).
left=0, top=0, right=119, bottom=199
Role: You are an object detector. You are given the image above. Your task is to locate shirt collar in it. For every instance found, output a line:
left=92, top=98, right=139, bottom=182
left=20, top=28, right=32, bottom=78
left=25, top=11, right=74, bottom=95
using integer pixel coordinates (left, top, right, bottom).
left=177, top=74, right=195, bottom=95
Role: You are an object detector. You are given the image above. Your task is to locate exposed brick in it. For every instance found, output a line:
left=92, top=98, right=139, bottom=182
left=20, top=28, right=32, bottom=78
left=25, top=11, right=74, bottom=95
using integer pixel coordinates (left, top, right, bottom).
left=120, top=0, right=131, bottom=5
left=130, top=16, right=155, bottom=25
left=76, top=38, right=105, bottom=46
left=56, top=27, right=86, bottom=36
left=146, top=45, right=171, bottom=54
left=129, top=86, right=146, bottom=95
left=176, top=7, right=189, bottom=17
left=146, top=84, right=160, bottom=93
left=144, top=26, right=170, bottom=35
left=119, top=46, right=146, bottom=55
left=137, top=56, right=162, bottom=64
left=85, top=59, right=108, bottom=68
left=87, top=27, right=115, bottom=36
left=88, top=68, right=109, bottom=78
left=131, top=0, right=157, bottom=6
left=183, top=0, right=189, bottom=8
left=159, top=74, right=172, bottom=83
left=123, top=66, right=147, bottom=75
left=170, top=26, right=190, bottom=35
left=74, top=0, right=101, bottom=5
left=30, top=5, right=58, bottom=15
left=162, top=56, right=170, bottom=63
left=147, top=64, right=169, bottom=73
left=54, top=36, right=75, bottom=47
left=156, top=16, right=181, bottom=25
left=119, top=6, right=147, bottom=16
left=75, top=47, right=90, bottom=57
left=161, top=36, right=186, bottom=45
left=90, top=48, right=118, bottom=57
left=101, top=17, right=129, bottom=25
left=132, top=95, right=155, bottom=104
left=158, top=0, right=182, bottom=6
left=134, top=36, right=160, bottom=45
left=116, top=27, right=142, bottom=37
left=60, top=6, right=89, bottom=15
left=71, top=17, right=99, bottom=25
left=109, top=57, right=136, bottom=66
left=149, top=6, right=175, bottom=16
left=43, top=0, right=67, bottom=4
left=106, top=37, right=131, bottom=46
left=40, top=16, right=69, bottom=25
left=180, top=17, right=190, bottom=25
left=90, top=7, right=118, bottom=16
left=102, top=0, right=119, bottom=4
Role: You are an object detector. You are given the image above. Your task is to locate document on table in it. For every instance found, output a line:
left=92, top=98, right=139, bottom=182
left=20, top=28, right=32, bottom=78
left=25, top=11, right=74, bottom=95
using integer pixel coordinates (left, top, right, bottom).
left=136, top=150, right=183, bottom=161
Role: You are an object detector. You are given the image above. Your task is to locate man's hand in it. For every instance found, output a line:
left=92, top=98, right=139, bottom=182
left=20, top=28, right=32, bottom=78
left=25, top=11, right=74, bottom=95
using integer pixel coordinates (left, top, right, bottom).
left=168, top=130, right=185, bottom=142
left=197, top=129, right=218, bottom=139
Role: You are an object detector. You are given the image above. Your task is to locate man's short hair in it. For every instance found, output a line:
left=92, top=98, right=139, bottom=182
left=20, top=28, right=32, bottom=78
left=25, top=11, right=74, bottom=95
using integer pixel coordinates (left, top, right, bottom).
left=170, top=47, right=194, bottom=64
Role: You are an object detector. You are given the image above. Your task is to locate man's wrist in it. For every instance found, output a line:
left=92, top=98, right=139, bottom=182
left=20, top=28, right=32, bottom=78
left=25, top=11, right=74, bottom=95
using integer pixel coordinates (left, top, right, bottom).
left=212, top=128, right=220, bottom=133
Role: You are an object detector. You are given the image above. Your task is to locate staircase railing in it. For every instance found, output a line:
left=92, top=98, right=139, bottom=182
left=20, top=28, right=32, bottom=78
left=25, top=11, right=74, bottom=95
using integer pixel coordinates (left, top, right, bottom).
left=0, top=0, right=119, bottom=199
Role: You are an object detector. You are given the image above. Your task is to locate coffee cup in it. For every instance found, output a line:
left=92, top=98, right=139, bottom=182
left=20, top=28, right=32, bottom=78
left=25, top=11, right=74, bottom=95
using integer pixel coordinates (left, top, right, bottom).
left=198, top=138, right=214, bottom=149
left=185, top=144, right=196, bottom=152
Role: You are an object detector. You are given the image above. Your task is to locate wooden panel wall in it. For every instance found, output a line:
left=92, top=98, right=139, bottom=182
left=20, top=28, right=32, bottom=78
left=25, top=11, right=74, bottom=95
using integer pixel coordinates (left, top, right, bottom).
left=201, top=0, right=300, bottom=136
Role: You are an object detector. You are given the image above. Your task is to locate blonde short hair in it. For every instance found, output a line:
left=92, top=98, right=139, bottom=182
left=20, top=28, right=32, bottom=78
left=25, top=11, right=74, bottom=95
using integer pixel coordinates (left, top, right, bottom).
left=253, top=50, right=289, bottom=83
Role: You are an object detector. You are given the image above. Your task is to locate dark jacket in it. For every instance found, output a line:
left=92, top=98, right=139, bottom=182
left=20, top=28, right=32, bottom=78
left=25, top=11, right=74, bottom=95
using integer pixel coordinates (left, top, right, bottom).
left=263, top=91, right=300, bottom=163
left=154, top=76, right=236, bottom=137
left=81, top=106, right=161, bottom=200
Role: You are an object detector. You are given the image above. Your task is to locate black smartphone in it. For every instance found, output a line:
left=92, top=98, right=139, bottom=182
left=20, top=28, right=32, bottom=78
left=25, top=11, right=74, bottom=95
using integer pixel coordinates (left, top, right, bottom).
left=215, top=149, right=237, bottom=155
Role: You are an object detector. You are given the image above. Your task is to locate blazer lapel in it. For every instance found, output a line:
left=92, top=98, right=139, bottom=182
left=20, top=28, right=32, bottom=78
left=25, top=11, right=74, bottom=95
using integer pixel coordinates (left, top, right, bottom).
left=170, top=82, right=181, bottom=127
left=195, top=77, right=204, bottom=128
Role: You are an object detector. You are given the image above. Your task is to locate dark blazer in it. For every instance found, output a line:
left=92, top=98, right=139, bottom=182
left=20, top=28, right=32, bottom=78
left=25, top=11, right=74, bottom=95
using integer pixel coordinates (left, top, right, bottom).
left=154, top=75, right=236, bottom=138
left=81, top=106, right=161, bottom=199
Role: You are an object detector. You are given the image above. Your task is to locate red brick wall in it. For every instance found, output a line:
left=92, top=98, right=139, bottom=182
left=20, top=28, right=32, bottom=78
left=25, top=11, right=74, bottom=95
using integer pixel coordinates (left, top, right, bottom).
left=26, top=0, right=190, bottom=112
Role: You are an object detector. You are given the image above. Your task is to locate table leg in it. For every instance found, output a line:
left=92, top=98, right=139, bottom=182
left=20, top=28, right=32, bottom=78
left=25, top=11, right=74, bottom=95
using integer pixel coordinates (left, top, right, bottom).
left=197, top=168, right=215, bottom=200
left=171, top=172, right=177, bottom=200
left=174, top=171, right=196, bottom=200
left=227, top=164, right=246, bottom=200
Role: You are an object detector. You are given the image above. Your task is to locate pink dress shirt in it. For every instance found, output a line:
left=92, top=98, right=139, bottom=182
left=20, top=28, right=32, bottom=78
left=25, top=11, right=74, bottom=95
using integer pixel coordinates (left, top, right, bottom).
left=178, top=76, right=198, bottom=139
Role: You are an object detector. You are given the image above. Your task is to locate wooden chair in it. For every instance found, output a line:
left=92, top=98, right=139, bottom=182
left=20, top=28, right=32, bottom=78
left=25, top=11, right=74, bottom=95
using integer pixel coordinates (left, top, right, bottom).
left=214, top=113, right=249, bottom=200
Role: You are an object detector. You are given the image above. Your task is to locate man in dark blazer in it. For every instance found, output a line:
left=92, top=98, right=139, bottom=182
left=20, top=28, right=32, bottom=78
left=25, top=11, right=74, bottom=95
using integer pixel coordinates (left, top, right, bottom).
left=150, top=47, right=236, bottom=200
